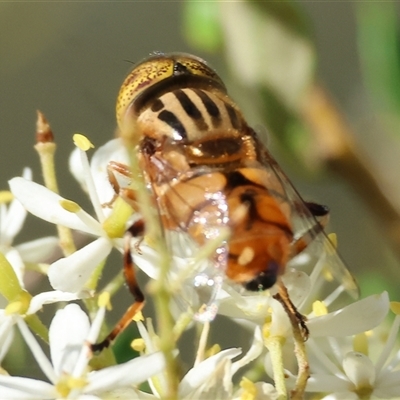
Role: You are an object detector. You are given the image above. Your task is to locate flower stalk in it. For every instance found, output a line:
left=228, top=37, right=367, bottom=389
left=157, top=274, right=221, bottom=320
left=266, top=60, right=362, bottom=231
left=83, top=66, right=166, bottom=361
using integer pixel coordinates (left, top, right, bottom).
left=121, top=121, right=179, bottom=399
left=34, top=111, right=76, bottom=257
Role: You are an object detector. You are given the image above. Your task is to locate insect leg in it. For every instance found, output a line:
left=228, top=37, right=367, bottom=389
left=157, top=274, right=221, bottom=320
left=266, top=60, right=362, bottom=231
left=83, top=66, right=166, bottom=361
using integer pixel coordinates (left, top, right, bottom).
left=103, top=161, right=141, bottom=212
left=273, top=282, right=309, bottom=340
left=91, top=219, right=145, bottom=352
left=273, top=281, right=309, bottom=399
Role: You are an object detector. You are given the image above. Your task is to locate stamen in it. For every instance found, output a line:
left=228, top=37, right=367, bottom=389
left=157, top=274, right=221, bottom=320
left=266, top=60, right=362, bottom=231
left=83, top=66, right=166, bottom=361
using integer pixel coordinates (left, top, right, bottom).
left=194, top=320, right=210, bottom=367
left=312, top=300, right=328, bottom=316
left=60, top=199, right=81, bottom=213
left=67, top=376, right=88, bottom=389
left=98, top=291, right=111, bottom=310
left=239, top=377, right=257, bottom=400
left=72, top=135, right=106, bottom=223
left=73, top=134, right=94, bottom=152
left=0, top=191, right=13, bottom=204
left=327, top=233, right=337, bottom=249
left=132, top=311, right=144, bottom=322
left=353, top=333, right=369, bottom=356
left=5, top=301, right=23, bottom=315
left=60, top=200, right=103, bottom=233
left=390, top=301, right=400, bottom=315
left=131, top=338, right=146, bottom=352
left=205, top=343, right=221, bottom=358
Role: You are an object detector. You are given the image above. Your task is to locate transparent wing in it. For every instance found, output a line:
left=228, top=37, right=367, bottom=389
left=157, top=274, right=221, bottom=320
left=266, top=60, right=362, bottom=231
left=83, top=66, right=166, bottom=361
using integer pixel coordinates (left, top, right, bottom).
left=259, top=141, right=359, bottom=309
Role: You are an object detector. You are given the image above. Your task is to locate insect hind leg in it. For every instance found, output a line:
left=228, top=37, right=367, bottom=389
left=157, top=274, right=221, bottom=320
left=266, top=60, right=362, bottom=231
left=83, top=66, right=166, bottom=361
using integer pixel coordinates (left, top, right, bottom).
left=91, top=220, right=145, bottom=352
left=273, top=282, right=309, bottom=340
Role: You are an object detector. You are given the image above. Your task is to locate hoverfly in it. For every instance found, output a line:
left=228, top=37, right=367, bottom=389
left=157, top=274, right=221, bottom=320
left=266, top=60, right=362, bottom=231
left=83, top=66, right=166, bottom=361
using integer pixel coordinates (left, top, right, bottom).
left=93, top=53, right=359, bottom=351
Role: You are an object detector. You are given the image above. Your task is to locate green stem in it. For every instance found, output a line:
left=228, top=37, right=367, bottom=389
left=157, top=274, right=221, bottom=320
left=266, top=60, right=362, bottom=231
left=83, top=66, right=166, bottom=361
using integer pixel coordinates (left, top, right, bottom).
left=264, top=335, right=287, bottom=400
left=123, top=126, right=179, bottom=399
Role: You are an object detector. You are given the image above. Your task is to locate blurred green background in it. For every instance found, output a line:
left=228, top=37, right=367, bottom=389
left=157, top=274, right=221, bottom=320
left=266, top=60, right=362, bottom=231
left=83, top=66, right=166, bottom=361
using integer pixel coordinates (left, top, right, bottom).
left=1, top=1, right=400, bottom=330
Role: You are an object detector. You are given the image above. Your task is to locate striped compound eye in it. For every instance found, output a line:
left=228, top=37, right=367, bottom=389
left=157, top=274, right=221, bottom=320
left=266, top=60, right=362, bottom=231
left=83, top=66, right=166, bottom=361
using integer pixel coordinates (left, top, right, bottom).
left=116, top=53, right=225, bottom=128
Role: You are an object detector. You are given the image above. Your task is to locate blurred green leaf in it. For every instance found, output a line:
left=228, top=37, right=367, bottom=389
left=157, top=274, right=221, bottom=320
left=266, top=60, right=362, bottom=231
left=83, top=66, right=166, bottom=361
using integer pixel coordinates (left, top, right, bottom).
left=356, top=3, right=400, bottom=118
left=359, top=271, right=397, bottom=300
left=182, top=1, right=222, bottom=53
left=250, top=1, right=313, bottom=39
left=113, top=323, right=140, bottom=364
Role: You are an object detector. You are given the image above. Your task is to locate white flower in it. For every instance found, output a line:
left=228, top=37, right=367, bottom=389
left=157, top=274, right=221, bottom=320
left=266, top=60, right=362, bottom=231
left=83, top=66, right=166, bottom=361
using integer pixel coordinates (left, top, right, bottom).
left=0, top=250, right=82, bottom=364
left=9, top=140, right=129, bottom=294
left=132, top=318, right=267, bottom=399
left=8, top=139, right=221, bottom=326
left=303, top=293, right=400, bottom=399
left=0, top=303, right=168, bottom=399
left=2, top=168, right=58, bottom=287
left=9, top=138, right=178, bottom=296
left=262, top=292, right=390, bottom=393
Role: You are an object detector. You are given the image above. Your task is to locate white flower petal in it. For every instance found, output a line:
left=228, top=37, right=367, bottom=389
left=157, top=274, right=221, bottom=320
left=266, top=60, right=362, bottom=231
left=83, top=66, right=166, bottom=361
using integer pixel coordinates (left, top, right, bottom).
left=179, top=348, right=241, bottom=397
left=342, top=352, right=375, bottom=388
left=48, top=237, right=112, bottom=292
left=9, top=177, right=101, bottom=235
left=374, top=370, right=400, bottom=398
left=375, top=369, right=400, bottom=390
left=281, top=269, right=311, bottom=306
left=187, top=357, right=233, bottom=400
left=133, top=245, right=161, bottom=280
left=89, top=138, right=130, bottom=205
left=16, top=236, right=59, bottom=263
left=0, top=312, right=15, bottom=362
left=306, top=374, right=352, bottom=393
left=308, top=292, right=390, bottom=337
left=1, top=198, right=27, bottom=243
left=217, top=286, right=272, bottom=322
left=27, top=290, right=84, bottom=314
left=0, top=375, right=56, bottom=399
left=232, top=326, right=263, bottom=375
left=320, top=392, right=359, bottom=400
left=85, top=351, right=167, bottom=393
left=99, top=387, right=151, bottom=400
left=49, top=304, right=90, bottom=376
left=69, top=146, right=86, bottom=191
left=269, top=299, right=292, bottom=338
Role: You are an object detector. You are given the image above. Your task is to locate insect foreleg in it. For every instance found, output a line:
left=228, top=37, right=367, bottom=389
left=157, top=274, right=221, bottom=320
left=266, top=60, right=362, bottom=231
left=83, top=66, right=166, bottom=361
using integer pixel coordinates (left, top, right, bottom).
left=91, top=220, right=145, bottom=352
left=103, top=161, right=139, bottom=210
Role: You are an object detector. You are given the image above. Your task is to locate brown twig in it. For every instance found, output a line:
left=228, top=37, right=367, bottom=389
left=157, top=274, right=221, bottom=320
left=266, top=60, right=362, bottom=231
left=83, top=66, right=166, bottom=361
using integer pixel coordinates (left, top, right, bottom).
left=300, top=84, right=400, bottom=258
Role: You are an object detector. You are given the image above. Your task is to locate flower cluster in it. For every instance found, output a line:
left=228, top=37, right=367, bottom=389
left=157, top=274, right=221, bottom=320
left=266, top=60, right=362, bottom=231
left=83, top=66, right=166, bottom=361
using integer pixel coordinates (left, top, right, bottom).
left=0, top=121, right=399, bottom=400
